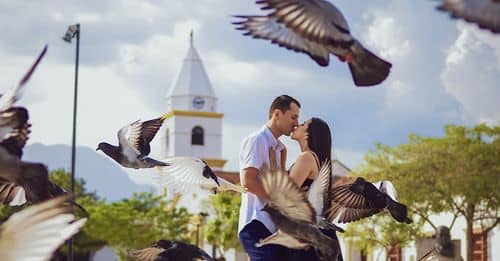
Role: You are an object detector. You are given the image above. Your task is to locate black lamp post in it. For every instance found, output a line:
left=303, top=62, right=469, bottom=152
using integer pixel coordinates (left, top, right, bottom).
left=62, top=23, right=80, bottom=261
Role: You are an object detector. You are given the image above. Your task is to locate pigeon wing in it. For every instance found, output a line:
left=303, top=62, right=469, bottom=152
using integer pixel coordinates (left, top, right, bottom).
left=0, top=45, right=47, bottom=112
left=18, top=162, right=51, bottom=203
left=261, top=170, right=316, bottom=224
left=307, top=160, right=331, bottom=217
left=136, top=117, right=164, bottom=158
left=117, top=120, right=142, bottom=161
left=326, top=201, right=381, bottom=223
left=325, top=182, right=382, bottom=223
left=132, top=247, right=165, bottom=261
left=0, top=107, right=31, bottom=158
left=0, top=195, right=87, bottom=261
left=118, top=118, right=163, bottom=159
left=155, top=157, right=220, bottom=193
left=438, top=0, right=500, bottom=33
left=256, top=0, right=352, bottom=44
left=140, top=117, right=164, bottom=145
left=0, top=181, right=17, bottom=205
left=233, top=15, right=330, bottom=66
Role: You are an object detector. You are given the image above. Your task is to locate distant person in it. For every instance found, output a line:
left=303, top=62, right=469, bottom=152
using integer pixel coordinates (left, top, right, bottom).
left=420, top=226, right=463, bottom=261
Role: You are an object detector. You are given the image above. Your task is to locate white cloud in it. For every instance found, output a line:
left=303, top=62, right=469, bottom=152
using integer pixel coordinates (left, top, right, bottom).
left=363, top=15, right=411, bottom=63
left=441, top=23, right=500, bottom=125
left=207, top=51, right=310, bottom=92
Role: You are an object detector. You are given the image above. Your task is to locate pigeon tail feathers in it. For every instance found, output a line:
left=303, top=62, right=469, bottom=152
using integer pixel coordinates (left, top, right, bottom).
left=386, top=196, right=412, bottom=224
left=348, top=41, right=392, bottom=87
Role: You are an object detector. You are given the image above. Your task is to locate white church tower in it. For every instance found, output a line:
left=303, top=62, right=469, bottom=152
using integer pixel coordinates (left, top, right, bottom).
left=160, top=32, right=226, bottom=170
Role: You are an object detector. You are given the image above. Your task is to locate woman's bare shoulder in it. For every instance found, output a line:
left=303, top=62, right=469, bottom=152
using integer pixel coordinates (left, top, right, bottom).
left=297, top=151, right=315, bottom=163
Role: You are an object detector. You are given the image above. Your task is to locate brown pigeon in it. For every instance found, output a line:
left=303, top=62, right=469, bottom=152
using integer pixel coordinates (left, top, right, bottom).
left=233, top=0, right=392, bottom=87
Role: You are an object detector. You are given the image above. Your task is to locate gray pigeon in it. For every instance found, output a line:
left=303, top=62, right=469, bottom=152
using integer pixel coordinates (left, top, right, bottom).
left=437, top=0, right=500, bottom=34
left=132, top=239, right=214, bottom=261
left=0, top=195, right=87, bottom=261
left=233, top=0, right=392, bottom=87
left=257, top=164, right=340, bottom=261
left=96, top=117, right=169, bottom=169
left=155, top=156, right=245, bottom=194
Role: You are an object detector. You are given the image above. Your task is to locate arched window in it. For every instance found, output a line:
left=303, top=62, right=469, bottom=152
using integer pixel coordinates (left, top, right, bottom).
left=191, top=126, right=204, bottom=145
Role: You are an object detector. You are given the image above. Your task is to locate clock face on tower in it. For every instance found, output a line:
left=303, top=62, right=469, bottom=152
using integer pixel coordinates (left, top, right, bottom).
left=192, top=96, right=205, bottom=110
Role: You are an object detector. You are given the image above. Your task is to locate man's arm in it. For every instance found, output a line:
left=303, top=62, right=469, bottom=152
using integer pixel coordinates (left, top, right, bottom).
left=241, top=167, right=269, bottom=201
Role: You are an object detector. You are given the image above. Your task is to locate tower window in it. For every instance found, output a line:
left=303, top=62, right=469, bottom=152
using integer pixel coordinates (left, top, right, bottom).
left=191, top=126, right=204, bottom=145
left=165, top=128, right=170, bottom=151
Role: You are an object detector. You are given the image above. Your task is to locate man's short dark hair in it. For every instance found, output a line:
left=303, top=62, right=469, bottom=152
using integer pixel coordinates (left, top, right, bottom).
left=268, top=95, right=301, bottom=119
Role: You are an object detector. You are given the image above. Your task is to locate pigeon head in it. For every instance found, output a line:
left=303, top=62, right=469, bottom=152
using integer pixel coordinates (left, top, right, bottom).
left=96, top=142, right=111, bottom=152
left=153, top=239, right=175, bottom=249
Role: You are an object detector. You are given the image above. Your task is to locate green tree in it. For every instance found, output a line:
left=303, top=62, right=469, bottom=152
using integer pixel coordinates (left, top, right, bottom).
left=84, top=192, right=192, bottom=260
left=49, top=169, right=106, bottom=260
left=203, top=191, right=242, bottom=258
left=357, top=124, right=500, bottom=261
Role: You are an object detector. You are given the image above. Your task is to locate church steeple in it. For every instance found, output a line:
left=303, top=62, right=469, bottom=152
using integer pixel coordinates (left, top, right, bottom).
left=166, top=31, right=217, bottom=112
left=160, top=32, right=226, bottom=170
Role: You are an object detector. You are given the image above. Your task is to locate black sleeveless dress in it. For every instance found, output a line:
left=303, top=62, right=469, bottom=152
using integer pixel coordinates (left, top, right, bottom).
left=286, top=151, right=343, bottom=261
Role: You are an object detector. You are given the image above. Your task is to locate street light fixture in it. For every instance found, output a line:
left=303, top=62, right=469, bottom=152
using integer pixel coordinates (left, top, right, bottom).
left=62, top=23, right=80, bottom=261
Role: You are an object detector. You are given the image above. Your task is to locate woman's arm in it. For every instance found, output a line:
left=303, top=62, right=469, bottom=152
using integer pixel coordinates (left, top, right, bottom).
left=289, top=152, right=314, bottom=187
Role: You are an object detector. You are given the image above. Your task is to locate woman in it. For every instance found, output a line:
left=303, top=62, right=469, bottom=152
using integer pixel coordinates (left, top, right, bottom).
left=286, top=117, right=343, bottom=261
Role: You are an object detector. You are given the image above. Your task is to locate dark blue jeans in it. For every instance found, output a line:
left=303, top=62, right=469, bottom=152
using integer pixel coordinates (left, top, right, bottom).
left=239, top=220, right=287, bottom=261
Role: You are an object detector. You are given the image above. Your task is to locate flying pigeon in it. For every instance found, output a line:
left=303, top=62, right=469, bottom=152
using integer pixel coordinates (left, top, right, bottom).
left=233, top=0, right=392, bottom=87
left=257, top=166, right=341, bottom=261
left=0, top=195, right=87, bottom=261
left=96, top=117, right=169, bottom=169
left=0, top=46, right=84, bottom=211
left=0, top=45, right=47, bottom=113
left=132, top=239, right=214, bottom=261
left=155, top=157, right=244, bottom=194
left=437, top=0, right=500, bottom=34
left=326, top=176, right=412, bottom=224
left=0, top=45, right=46, bottom=142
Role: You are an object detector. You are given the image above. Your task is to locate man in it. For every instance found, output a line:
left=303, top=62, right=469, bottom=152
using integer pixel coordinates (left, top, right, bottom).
left=238, top=95, right=300, bottom=261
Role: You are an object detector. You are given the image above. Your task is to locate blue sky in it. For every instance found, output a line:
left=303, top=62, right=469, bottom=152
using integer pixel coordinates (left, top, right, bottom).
left=0, top=0, right=499, bottom=186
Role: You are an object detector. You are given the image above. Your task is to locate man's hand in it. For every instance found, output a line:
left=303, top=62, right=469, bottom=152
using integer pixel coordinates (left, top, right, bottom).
left=241, top=167, right=269, bottom=201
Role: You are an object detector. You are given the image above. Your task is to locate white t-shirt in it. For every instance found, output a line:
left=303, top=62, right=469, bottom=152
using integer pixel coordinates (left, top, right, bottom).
left=238, top=125, right=284, bottom=234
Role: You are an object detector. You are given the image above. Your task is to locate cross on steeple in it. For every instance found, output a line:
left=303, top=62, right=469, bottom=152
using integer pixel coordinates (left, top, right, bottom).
left=190, top=30, right=194, bottom=46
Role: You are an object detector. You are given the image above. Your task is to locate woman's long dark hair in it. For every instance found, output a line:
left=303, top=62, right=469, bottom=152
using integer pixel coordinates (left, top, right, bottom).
left=307, top=117, right=332, bottom=166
